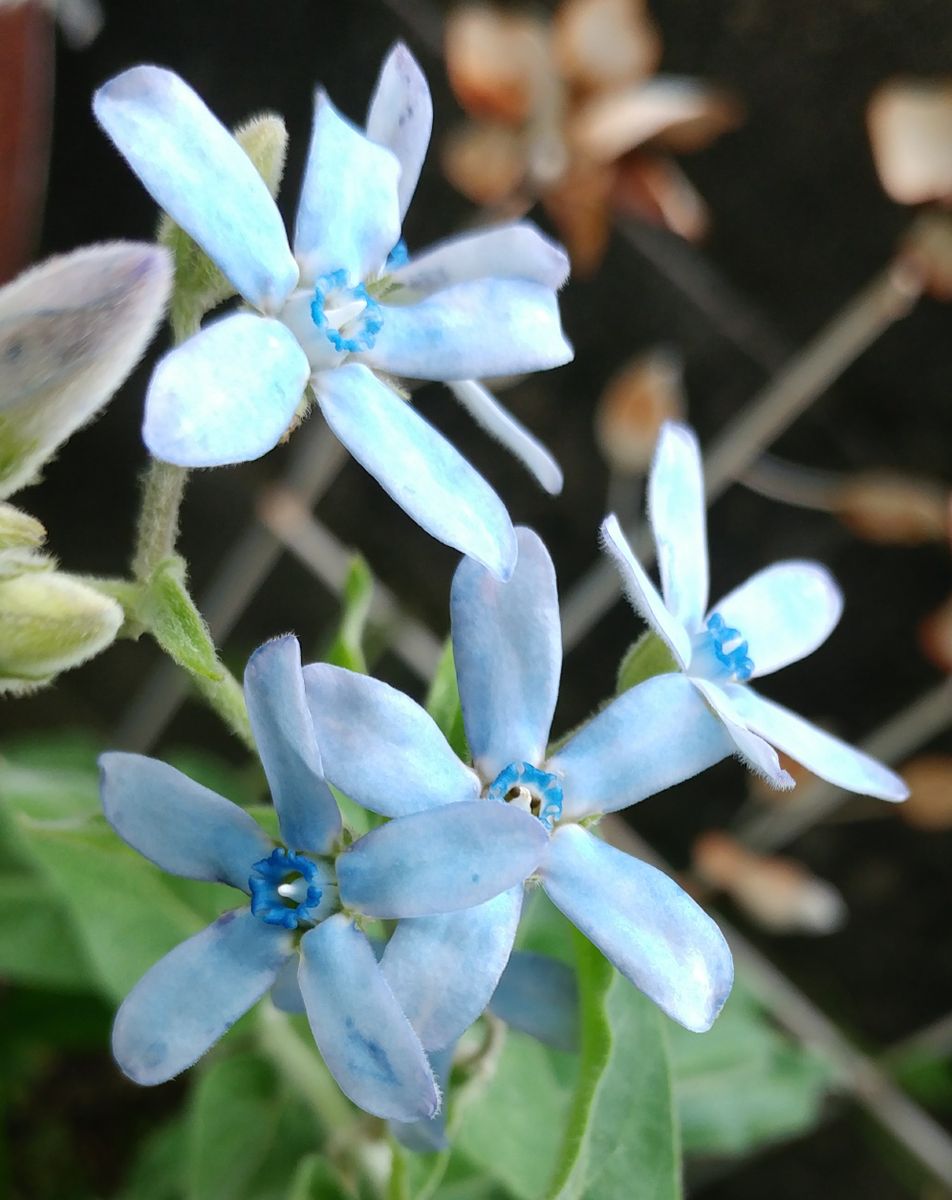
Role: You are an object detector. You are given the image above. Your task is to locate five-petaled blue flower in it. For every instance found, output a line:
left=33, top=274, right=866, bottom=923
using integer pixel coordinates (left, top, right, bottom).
left=601, top=421, right=909, bottom=801
left=303, top=528, right=736, bottom=1055
left=99, top=636, right=547, bottom=1121
left=93, top=44, right=573, bottom=579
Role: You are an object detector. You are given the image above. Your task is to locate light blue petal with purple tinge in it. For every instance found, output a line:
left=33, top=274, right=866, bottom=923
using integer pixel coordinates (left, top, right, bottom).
left=712, top=561, right=843, bottom=679
left=314, top=363, right=517, bottom=579
left=99, top=752, right=272, bottom=891
left=303, top=663, right=480, bottom=817
left=358, top=279, right=573, bottom=380
left=489, top=951, right=579, bottom=1051
left=244, top=636, right=341, bottom=854
left=391, top=223, right=570, bottom=297
left=298, top=915, right=438, bottom=1122
left=294, top=92, right=402, bottom=285
left=451, top=527, right=561, bottom=780
left=382, top=886, right=523, bottom=1050
left=143, top=313, right=310, bottom=467
left=448, top=380, right=563, bottom=494
left=390, top=1046, right=453, bottom=1153
left=724, top=684, right=909, bottom=802
left=600, top=514, right=692, bottom=668
left=366, top=42, right=432, bottom=221
left=93, top=66, right=297, bottom=311
left=541, top=825, right=733, bottom=1032
left=112, top=909, right=291, bottom=1084
left=551, top=673, right=733, bottom=821
left=337, top=801, right=547, bottom=918
left=649, top=423, right=709, bottom=633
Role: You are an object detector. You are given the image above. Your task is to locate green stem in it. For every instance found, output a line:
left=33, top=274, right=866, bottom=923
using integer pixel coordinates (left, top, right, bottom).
left=132, top=459, right=189, bottom=582
left=255, top=1005, right=357, bottom=1134
left=193, top=663, right=255, bottom=751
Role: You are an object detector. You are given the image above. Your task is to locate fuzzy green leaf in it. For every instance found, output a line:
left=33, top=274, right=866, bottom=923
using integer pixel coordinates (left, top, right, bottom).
left=325, top=555, right=374, bottom=674
left=144, top=557, right=223, bottom=681
left=547, top=932, right=681, bottom=1200
left=425, top=640, right=470, bottom=762
left=616, top=632, right=679, bottom=695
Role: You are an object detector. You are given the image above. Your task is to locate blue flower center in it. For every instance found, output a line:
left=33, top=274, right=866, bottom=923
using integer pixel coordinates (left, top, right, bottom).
left=488, top=762, right=563, bottom=832
left=692, top=611, right=754, bottom=682
left=249, top=848, right=324, bottom=930
left=310, top=269, right=383, bottom=354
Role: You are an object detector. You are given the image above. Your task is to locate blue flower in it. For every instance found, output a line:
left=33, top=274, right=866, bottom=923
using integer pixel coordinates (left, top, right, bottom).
left=99, top=635, right=546, bottom=1121
left=303, top=530, right=736, bottom=1054
left=601, top=421, right=909, bottom=800
left=93, top=45, right=573, bottom=579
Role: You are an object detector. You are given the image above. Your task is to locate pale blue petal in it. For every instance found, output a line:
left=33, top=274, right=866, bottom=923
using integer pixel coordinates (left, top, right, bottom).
left=99, top=752, right=272, bottom=890
left=244, top=636, right=341, bottom=854
left=690, top=677, right=794, bottom=791
left=303, top=663, right=480, bottom=816
left=298, top=915, right=438, bottom=1121
left=451, top=527, right=561, bottom=780
left=93, top=66, right=297, bottom=311
left=337, top=801, right=547, bottom=918
left=712, top=561, right=843, bottom=678
left=143, top=313, right=309, bottom=467
left=391, top=223, right=570, bottom=297
left=724, top=684, right=909, bottom=802
left=489, top=951, right=578, bottom=1051
left=551, top=673, right=732, bottom=820
left=541, top=826, right=733, bottom=1032
left=381, top=887, right=522, bottom=1051
left=390, top=1046, right=453, bottom=1153
left=358, top=279, right=573, bottom=380
left=600, top=514, right=691, bottom=668
left=315, top=364, right=517, bottom=579
left=113, top=909, right=290, bottom=1084
left=448, top=380, right=563, bottom=494
left=649, top=422, right=709, bottom=632
left=294, top=92, right=402, bottom=285
left=366, top=42, right=433, bottom=221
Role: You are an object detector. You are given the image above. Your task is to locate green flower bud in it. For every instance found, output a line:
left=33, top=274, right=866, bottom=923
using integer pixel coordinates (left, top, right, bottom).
left=0, top=502, right=45, bottom=551
left=0, top=568, right=123, bottom=693
left=0, top=242, right=172, bottom=499
left=158, top=113, right=289, bottom=338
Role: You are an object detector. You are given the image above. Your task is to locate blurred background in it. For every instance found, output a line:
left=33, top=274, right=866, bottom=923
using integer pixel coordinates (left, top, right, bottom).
left=2, top=0, right=952, bottom=1196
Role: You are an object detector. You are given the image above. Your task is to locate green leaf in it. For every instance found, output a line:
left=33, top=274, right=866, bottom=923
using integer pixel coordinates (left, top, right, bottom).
left=325, top=555, right=374, bottom=674
left=668, top=982, right=831, bottom=1156
left=456, top=1033, right=575, bottom=1200
left=547, top=933, right=681, bottom=1200
left=8, top=813, right=209, bottom=1001
left=616, top=632, right=678, bottom=695
left=143, top=557, right=223, bottom=681
left=117, top=1116, right=188, bottom=1200
left=425, top=640, right=470, bottom=762
left=0, top=873, right=92, bottom=990
left=286, top=1154, right=354, bottom=1200
left=186, top=1053, right=283, bottom=1200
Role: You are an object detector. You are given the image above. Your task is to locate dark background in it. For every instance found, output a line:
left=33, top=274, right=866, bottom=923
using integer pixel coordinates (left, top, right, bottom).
left=5, top=0, right=952, bottom=1194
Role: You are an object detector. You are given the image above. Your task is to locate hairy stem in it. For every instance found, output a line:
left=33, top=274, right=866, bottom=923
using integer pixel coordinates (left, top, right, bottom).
left=132, top=459, right=189, bottom=583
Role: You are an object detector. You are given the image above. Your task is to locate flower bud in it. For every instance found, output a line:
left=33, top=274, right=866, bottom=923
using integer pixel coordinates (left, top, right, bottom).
left=833, top=471, right=949, bottom=545
left=445, top=6, right=549, bottom=124
left=0, top=241, right=171, bottom=498
left=0, top=501, right=45, bottom=550
left=693, top=831, right=847, bottom=935
left=867, top=78, right=952, bottom=206
left=594, top=348, right=685, bottom=474
left=0, top=566, right=123, bottom=693
left=552, top=0, right=661, bottom=91
left=899, top=755, right=952, bottom=830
